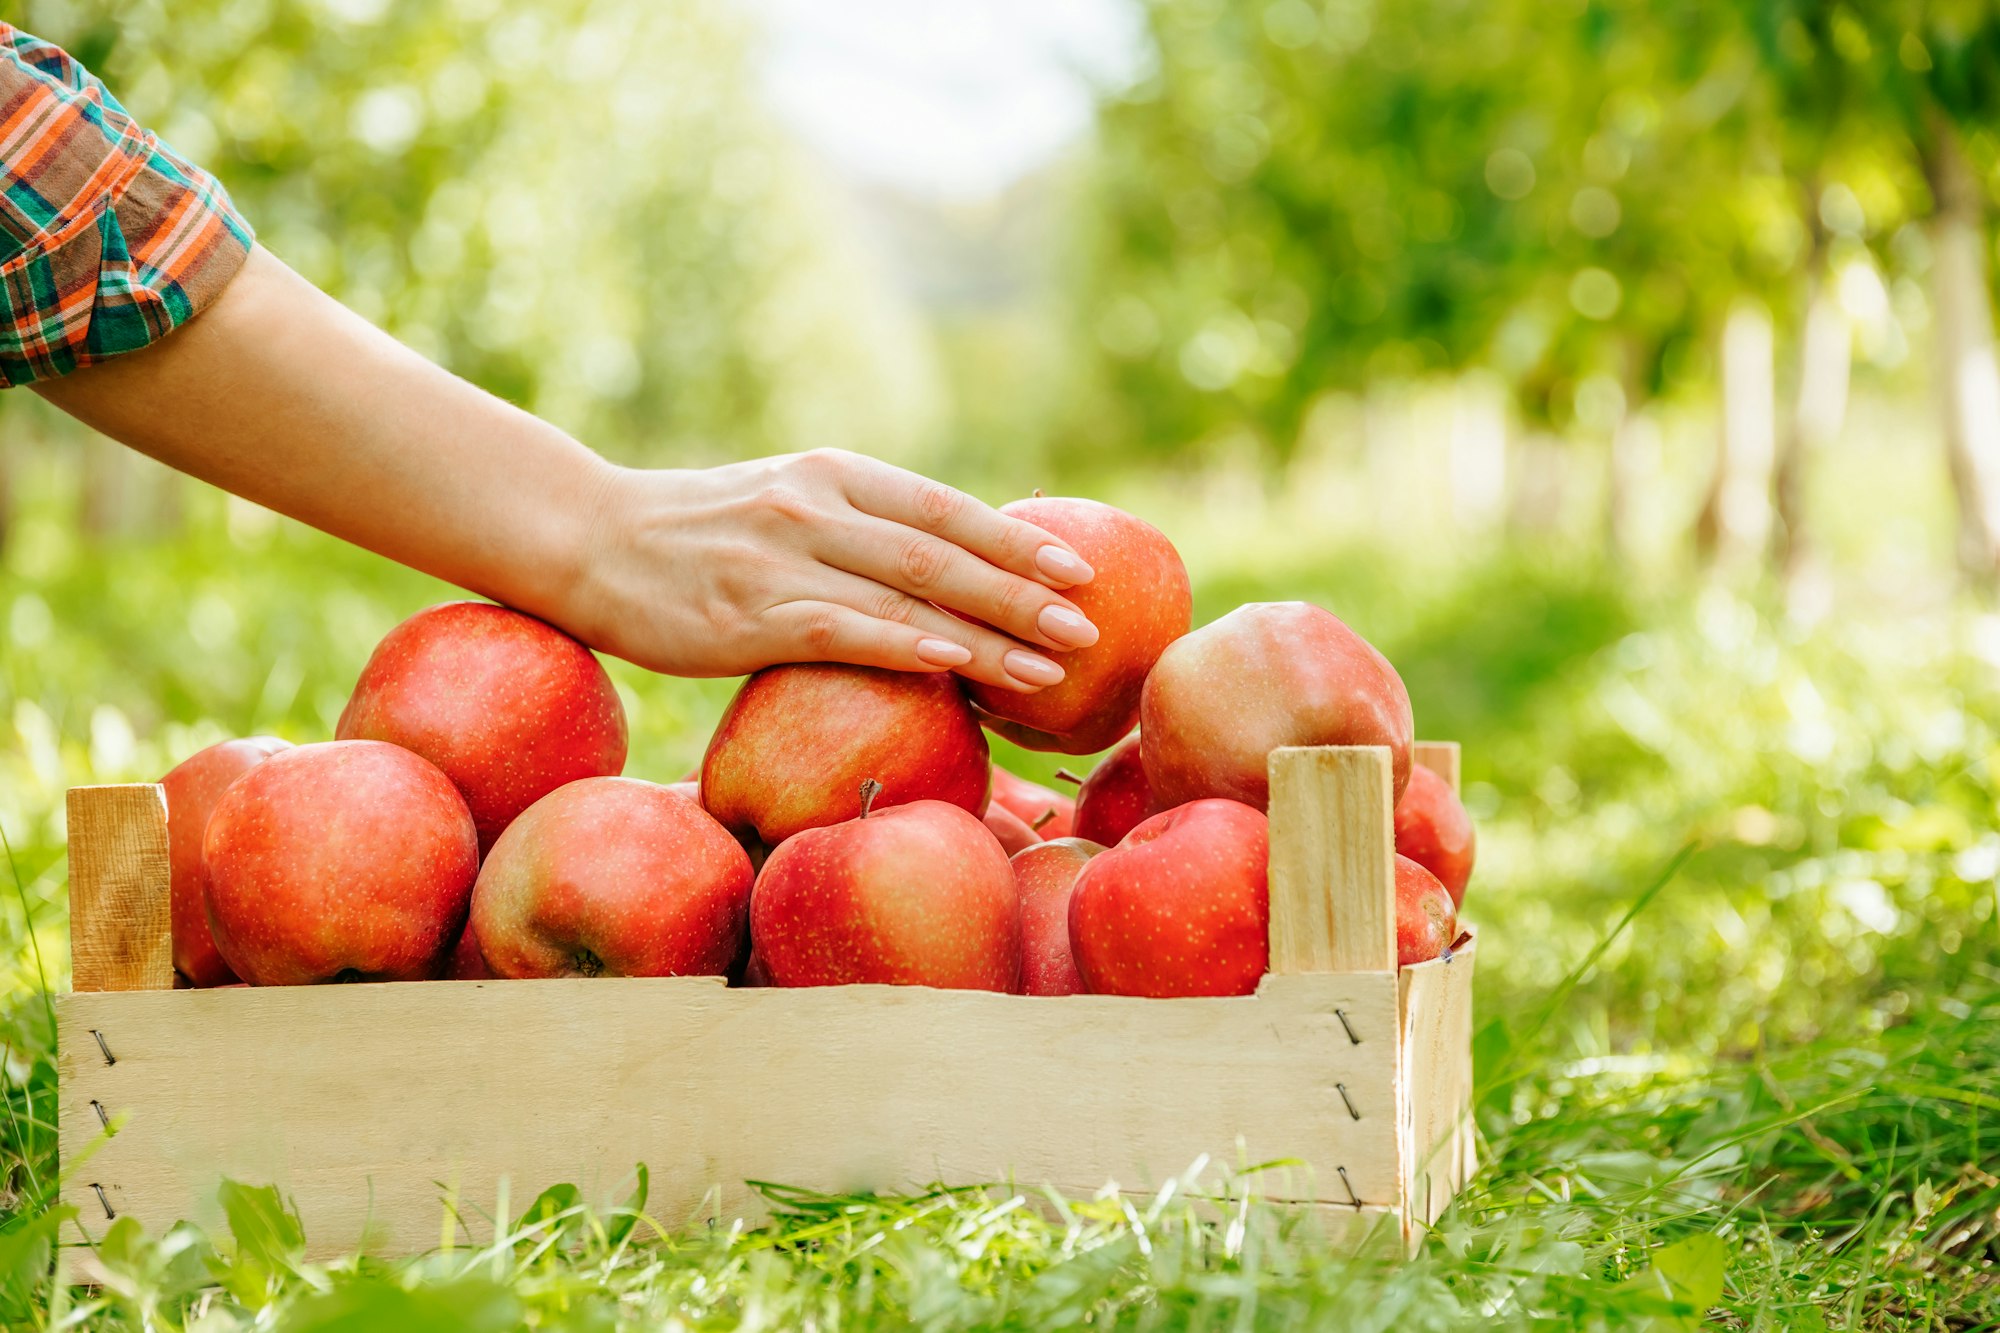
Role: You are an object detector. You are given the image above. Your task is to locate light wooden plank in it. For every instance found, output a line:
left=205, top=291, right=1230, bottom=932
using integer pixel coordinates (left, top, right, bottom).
left=1396, top=929, right=1478, bottom=1234
left=65, top=785, right=171, bottom=993
left=60, top=970, right=1402, bottom=1258
left=1267, top=747, right=1395, bottom=975
left=1412, top=741, right=1461, bottom=794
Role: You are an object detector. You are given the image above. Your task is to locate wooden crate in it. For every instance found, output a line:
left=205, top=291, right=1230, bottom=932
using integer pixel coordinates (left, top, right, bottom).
left=57, top=744, right=1477, bottom=1257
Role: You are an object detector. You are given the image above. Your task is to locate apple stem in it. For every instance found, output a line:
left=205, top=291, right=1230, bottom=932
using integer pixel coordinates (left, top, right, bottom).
left=1031, top=807, right=1057, bottom=832
left=1052, top=769, right=1084, bottom=787
left=859, top=777, right=884, bottom=819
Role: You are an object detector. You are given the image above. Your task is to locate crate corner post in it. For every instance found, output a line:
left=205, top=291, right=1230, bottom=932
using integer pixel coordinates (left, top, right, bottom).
left=65, top=783, right=174, bottom=994
left=60, top=782, right=174, bottom=1241
left=1265, top=746, right=1396, bottom=976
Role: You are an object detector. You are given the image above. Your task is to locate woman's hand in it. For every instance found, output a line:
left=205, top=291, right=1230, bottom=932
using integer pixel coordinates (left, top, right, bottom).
left=573, top=451, right=1098, bottom=691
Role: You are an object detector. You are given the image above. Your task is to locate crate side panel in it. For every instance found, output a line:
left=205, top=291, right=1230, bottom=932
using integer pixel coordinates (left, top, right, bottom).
left=60, top=971, right=1400, bottom=1257
left=1396, top=930, right=1478, bottom=1230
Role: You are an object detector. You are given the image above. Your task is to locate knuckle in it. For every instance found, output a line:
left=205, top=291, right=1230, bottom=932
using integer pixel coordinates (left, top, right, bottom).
left=998, top=520, right=1046, bottom=566
left=990, top=577, right=1034, bottom=629
left=876, top=592, right=923, bottom=626
left=802, top=607, right=844, bottom=656
left=757, top=483, right=816, bottom=527
left=911, top=480, right=966, bottom=534
left=718, top=544, right=780, bottom=603
left=895, top=535, right=950, bottom=590
left=797, top=447, right=852, bottom=481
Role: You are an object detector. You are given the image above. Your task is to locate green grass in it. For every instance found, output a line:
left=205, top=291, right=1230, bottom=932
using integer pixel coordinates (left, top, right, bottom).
left=1, top=463, right=1997, bottom=1328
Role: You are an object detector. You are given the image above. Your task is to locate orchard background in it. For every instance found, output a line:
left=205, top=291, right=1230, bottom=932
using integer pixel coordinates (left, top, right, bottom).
left=2, top=0, right=1997, bottom=1327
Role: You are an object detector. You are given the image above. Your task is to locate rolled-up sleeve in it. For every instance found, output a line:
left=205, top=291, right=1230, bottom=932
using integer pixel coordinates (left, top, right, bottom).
left=0, top=22, right=253, bottom=386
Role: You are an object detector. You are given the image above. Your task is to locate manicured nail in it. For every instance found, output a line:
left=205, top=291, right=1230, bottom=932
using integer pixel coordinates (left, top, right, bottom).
left=1035, top=545, right=1094, bottom=586
left=1004, top=650, right=1065, bottom=688
left=915, top=638, right=972, bottom=667
left=1037, top=604, right=1099, bottom=649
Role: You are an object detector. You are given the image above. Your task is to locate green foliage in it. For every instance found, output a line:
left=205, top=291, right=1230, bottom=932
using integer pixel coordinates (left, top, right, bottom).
left=1071, top=0, right=2000, bottom=456
left=4, top=0, right=939, bottom=465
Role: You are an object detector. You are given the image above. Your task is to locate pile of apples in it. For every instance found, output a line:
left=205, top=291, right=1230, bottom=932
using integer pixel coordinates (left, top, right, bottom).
left=161, top=497, right=1475, bottom=996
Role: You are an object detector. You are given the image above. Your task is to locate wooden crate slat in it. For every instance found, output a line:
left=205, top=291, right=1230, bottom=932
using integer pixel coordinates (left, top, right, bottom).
left=1412, top=741, right=1461, bottom=794
left=60, top=970, right=1402, bottom=1258
left=65, top=785, right=172, bottom=993
left=1396, top=930, right=1478, bottom=1231
left=1267, top=747, right=1395, bottom=975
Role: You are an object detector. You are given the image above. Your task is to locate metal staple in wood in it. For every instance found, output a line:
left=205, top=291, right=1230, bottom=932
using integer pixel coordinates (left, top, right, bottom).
left=1335, top=1082, right=1359, bottom=1120
left=1336, top=1165, right=1360, bottom=1211
left=90, top=1099, right=110, bottom=1130
left=90, top=1029, right=115, bottom=1065
left=1333, top=1008, right=1359, bottom=1044
left=90, top=1183, right=114, bottom=1219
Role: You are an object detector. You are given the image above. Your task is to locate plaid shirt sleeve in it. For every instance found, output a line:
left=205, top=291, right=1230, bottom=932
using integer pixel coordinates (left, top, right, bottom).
left=0, top=22, right=253, bottom=387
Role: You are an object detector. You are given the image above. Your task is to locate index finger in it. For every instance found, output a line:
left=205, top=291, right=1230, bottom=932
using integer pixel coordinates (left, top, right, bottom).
left=836, top=458, right=1095, bottom=589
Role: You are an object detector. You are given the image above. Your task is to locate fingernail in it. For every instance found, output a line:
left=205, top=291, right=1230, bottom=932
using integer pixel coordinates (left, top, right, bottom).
left=1037, top=604, right=1099, bottom=648
left=1035, top=545, right=1094, bottom=585
left=1004, top=650, right=1065, bottom=688
left=915, top=638, right=972, bottom=667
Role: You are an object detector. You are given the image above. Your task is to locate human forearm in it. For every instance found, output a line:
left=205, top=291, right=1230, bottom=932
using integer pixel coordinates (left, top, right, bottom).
left=34, top=247, right=612, bottom=624
left=37, top=248, right=1100, bottom=690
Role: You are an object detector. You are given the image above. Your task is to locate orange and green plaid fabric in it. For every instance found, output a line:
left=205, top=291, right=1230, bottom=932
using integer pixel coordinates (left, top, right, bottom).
left=0, top=22, right=252, bottom=387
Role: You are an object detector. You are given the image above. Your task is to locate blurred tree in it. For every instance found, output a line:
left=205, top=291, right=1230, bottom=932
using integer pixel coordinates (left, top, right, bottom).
left=6, top=0, right=942, bottom=485
left=1075, top=0, right=2000, bottom=586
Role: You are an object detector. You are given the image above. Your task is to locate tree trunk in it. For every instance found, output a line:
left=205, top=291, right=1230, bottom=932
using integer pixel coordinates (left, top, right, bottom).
left=1695, top=300, right=1776, bottom=571
left=1447, top=372, right=1508, bottom=530
left=79, top=434, right=130, bottom=540
left=1604, top=344, right=1653, bottom=565
left=1506, top=432, right=1566, bottom=535
left=1772, top=262, right=1849, bottom=593
left=1925, top=117, right=2000, bottom=586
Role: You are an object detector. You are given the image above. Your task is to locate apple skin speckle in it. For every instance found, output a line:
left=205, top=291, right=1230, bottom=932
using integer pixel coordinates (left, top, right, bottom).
left=1141, top=601, right=1413, bottom=811
left=161, top=735, right=292, bottom=987
left=751, top=800, right=1020, bottom=991
left=1068, top=798, right=1269, bottom=998
left=700, top=664, right=990, bottom=848
left=203, top=741, right=478, bottom=985
left=337, top=601, right=627, bottom=854
left=470, top=778, right=753, bottom=979
left=967, top=497, right=1191, bottom=755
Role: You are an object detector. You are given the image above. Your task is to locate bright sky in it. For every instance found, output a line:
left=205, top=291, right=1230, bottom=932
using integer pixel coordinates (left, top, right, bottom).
left=748, top=0, right=1149, bottom=201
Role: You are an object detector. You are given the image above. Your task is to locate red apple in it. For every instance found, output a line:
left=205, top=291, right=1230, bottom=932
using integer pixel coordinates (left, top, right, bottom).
left=1394, top=766, right=1475, bottom=907
left=442, top=925, right=491, bottom=980
left=204, top=741, right=478, bottom=985
left=1141, top=602, right=1413, bottom=811
left=702, top=664, right=989, bottom=846
left=160, top=736, right=291, bottom=987
left=751, top=786, right=1019, bottom=990
left=336, top=601, right=628, bottom=852
left=1394, top=853, right=1457, bottom=967
left=988, top=764, right=1075, bottom=839
left=1068, top=798, right=1268, bottom=997
left=1071, top=733, right=1159, bottom=847
left=965, top=497, right=1191, bottom=754
left=984, top=802, right=1042, bottom=855
left=471, top=778, right=752, bottom=978
left=1012, top=837, right=1103, bottom=995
